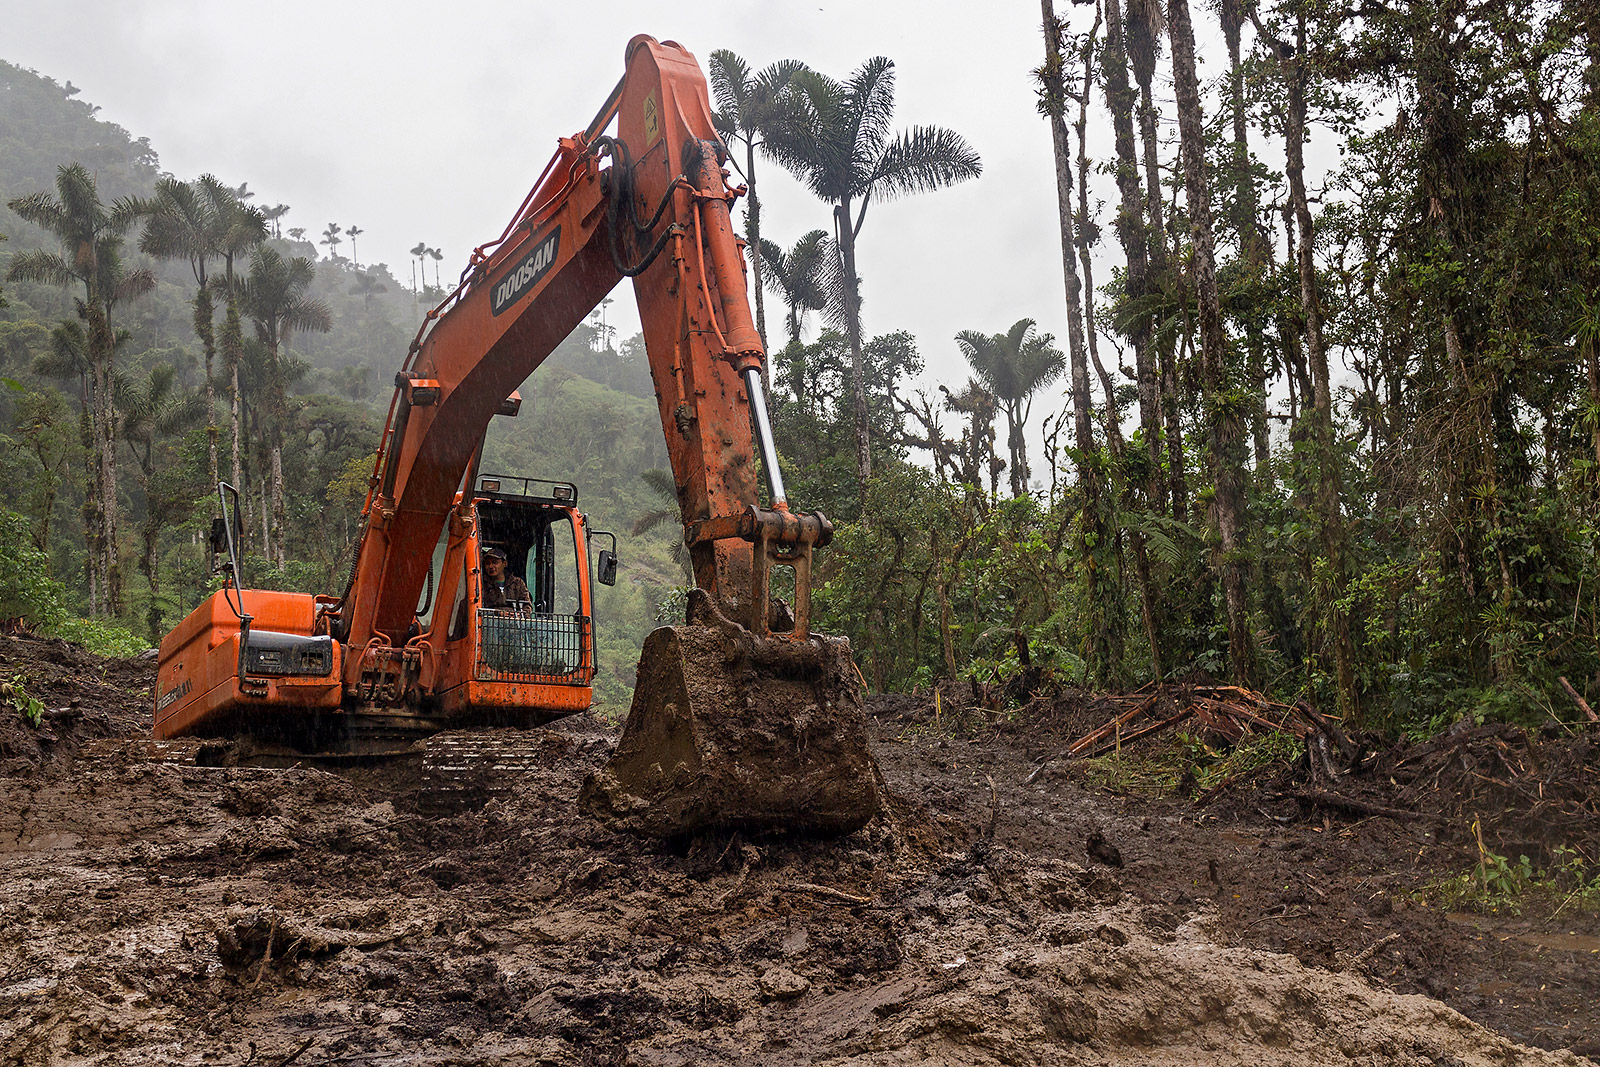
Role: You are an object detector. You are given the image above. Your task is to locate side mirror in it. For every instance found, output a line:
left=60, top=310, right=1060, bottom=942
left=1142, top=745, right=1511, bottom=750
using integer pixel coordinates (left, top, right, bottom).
left=208, top=517, right=229, bottom=556
left=597, top=550, right=618, bottom=587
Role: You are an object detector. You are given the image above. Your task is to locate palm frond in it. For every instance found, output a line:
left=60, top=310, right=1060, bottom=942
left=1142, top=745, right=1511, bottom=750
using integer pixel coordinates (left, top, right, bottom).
left=114, top=266, right=157, bottom=304
left=34, top=321, right=90, bottom=381
left=869, top=125, right=983, bottom=202
left=5, top=249, right=78, bottom=288
left=5, top=190, right=67, bottom=232
left=707, top=49, right=752, bottom=132
left=845, top=56, right=897, bottom=167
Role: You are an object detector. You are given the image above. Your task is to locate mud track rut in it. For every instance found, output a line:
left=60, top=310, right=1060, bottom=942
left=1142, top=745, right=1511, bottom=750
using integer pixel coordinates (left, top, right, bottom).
left=0, top=638, right=1593, bottom=1065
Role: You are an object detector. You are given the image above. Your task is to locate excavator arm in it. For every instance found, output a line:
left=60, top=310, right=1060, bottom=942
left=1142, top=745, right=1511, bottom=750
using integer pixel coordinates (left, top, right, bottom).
left=338, top=35, right=822, bottom=663
left=161, top=35, right=880, bottom=836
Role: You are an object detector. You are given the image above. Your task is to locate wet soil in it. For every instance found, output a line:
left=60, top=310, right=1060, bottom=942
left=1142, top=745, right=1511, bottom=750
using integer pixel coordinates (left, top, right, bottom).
left=1, top=633, right=1596, bottom=1065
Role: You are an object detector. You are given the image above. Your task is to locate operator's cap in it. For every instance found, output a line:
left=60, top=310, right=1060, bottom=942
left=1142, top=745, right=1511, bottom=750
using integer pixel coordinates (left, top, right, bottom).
left=482, top=546, right=508, bottom=560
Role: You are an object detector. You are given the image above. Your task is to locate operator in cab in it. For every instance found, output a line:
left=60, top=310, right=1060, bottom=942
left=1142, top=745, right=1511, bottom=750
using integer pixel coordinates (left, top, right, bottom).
left=481, top=546, right=530, bottom=609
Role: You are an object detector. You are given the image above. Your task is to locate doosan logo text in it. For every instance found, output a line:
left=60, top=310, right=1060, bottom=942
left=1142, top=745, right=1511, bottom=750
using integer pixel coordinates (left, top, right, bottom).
left=491, top=229, right=562, bottom=316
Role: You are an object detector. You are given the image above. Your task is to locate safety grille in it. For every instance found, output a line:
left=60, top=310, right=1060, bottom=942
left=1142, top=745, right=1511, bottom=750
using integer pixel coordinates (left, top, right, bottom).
left=476, top=610, right=590, bottom=684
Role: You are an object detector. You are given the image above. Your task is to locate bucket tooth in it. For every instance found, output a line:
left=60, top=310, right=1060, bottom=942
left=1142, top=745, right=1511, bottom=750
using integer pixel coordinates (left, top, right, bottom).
left=582, top=624, right=880, bottom=837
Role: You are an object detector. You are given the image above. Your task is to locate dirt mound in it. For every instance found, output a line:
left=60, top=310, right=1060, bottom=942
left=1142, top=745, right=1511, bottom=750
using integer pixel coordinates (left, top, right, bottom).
left=0, top=633, right=155, bottom=773
left=1255, top=718, right=1600, bottom=864
left=2, top=677, right=1593, bottom=1066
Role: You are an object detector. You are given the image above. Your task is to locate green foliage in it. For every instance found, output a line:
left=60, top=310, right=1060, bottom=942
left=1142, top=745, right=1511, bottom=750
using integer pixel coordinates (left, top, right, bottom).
left=0, top=511, right=70, bottom=626
left=1181, top=728, right=1304, bottom=794
left=0, top=510, right=148, bottom=656
left=51, top=617, right=149, bottom=658
left=3, top=674, right=44, bottom=727
left=1418, top=823, right=1600, bottom=917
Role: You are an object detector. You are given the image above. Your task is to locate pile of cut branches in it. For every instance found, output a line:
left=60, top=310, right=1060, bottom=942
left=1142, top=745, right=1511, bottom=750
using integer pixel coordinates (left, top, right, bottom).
left=1025, top=684, right=1350, bottom=785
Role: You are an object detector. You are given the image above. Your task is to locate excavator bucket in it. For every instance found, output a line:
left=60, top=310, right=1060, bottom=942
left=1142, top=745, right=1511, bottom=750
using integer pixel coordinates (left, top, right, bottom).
left=582, top=621, right=880, bottom=838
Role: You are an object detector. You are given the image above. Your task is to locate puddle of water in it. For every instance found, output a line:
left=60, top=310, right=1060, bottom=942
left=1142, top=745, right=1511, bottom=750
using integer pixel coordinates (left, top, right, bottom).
left=1447, top=912, right=1600, bottom=953
left=1514, top=931, right=1600, bottom=953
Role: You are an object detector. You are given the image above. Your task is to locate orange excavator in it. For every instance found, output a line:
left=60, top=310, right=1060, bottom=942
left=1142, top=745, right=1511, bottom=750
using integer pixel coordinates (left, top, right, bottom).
left=154, top=35, right=879, bottom=837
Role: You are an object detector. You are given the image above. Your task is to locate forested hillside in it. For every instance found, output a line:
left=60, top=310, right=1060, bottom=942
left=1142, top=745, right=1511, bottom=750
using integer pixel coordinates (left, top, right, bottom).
left=0, top=61, right=681, bottom=705
left=5, top=0, right=1600, bottom=735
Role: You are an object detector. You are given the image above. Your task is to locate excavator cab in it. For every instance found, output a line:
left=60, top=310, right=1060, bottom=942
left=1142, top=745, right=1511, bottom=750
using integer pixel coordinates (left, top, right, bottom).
left=453, top=478, right=599, bottom=685
left=427, top=475, right=615, bottom=726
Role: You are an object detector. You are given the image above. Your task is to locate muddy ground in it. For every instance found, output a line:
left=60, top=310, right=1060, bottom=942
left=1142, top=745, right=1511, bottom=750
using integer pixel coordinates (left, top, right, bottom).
left=1, top=632, right=1597, bottom=1066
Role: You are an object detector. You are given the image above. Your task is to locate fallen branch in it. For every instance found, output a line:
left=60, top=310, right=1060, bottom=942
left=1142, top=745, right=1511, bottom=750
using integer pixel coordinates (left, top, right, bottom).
left=785, top=882, right=872, bottom=906
left=1079, top=709, right=1195, bottom=760
left=1558, top=676, right=1599, bottom=724
left=1347, top=931, right=1402, bottom=970
left=1283, top=790, right=1432, bottom=822
left=271, top=1038, right=316, bottom=1067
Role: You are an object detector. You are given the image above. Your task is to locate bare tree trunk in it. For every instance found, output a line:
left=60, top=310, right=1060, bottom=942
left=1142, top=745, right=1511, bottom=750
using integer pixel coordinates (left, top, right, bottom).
left=194, top=284, right=219, bottom=494
left=1007, top=398, right=1029, bottom=497
left=78, top=394, right=101, bottom=615
left=1043, top=0, right=1119, bottom=683
left=1102, top=0, right=1164, bottom=681
left=1132, top=56, right=1187, bottom=518
left=87, top=300, right=122, bottom=616
left=1169, top=0, right=1256, bottom=686
left=1279, top=11, right=1359, bottom=722
left=271, top=441, right=286, bottom=568
left=225, top=293, right=246, bottom=540
left=1223, top=0, right=1274, bottom=485
left=1103, top=0, right=1160, bottom=500
left=835, top=200, right=872, bottom=500
left=143, top=514, right=161, bottom=641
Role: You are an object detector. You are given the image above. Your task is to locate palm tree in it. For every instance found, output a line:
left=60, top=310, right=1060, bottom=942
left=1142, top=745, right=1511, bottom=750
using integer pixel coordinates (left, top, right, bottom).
left=142, top=177, right=224, bottom=486
left=954, top=319, right=1066, bottom=497
left=117, top=363, right=205, bottom=639
left=759, top=229, right=833, bottom=345
left=765, top=57, right=981, bottom=495
left=345, top=224, right=364, bottom=268
left=409, top=241, right=428, bottom=313
left=262, top=203, right=290, bottom=239
left=349, top=269, right=388, bottom=311
left=707, top=51, right=804, bottom=349
left=6, top=162, right=153, bottom=615
left=320, top=222, right=343, bottom=261
left=242, top=246, right=333, bottom=565
left=33, top=321, right=98, bottom=599
left=427, top=246, right=444, bottom=291
left=198, top=175, right=268, bottom=514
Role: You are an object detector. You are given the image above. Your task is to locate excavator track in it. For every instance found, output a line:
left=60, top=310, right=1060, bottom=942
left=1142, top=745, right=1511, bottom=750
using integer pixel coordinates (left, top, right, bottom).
left=83, top=729, right=604, bottom=814
left=418, top=730, right=571, bottom=813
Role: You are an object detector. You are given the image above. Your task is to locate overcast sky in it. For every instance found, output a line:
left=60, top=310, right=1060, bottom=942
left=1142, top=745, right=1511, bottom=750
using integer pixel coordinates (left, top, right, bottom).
left=1, top=0, right=1248, bottom=458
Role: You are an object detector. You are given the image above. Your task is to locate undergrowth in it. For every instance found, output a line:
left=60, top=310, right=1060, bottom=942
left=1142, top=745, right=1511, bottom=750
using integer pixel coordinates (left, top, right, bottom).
left=3, top=673, right=44, bottom=727
left=1418, top=820, right=1600, bottom=915
left=1076, top=729, right=1305, bottom=798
